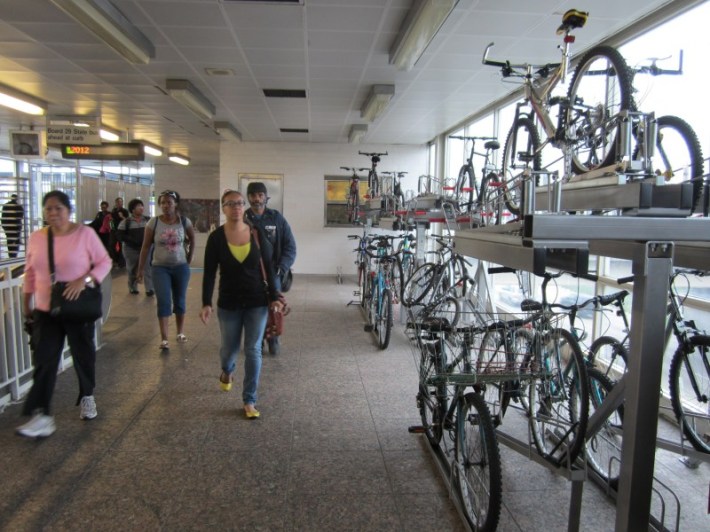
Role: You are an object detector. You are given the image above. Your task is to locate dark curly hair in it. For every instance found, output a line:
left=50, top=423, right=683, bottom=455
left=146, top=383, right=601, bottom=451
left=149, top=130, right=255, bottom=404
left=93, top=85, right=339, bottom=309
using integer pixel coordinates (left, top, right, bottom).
left=127, top=198, right=144, bottom=214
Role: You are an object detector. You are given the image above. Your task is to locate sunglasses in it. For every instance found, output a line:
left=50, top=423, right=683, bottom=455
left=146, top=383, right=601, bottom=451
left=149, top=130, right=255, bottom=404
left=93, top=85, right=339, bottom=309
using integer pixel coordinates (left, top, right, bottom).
left=223, top=200, right=246, bottom=208
left=159, top=190, right=178, bottom=199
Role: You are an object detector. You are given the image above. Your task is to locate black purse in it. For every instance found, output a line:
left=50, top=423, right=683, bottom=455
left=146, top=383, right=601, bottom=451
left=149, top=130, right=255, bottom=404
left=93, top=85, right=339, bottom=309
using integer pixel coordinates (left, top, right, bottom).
left=48, top=227, right=103, bottom=322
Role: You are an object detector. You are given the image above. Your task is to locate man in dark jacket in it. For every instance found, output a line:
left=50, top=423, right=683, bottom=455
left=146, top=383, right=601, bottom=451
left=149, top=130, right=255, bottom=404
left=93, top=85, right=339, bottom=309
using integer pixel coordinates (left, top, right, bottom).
left=110, top=197, right=129, bottom=268
left=1, top=194, right=24, bottom=258
left=245, top=181, right=297, bottom=355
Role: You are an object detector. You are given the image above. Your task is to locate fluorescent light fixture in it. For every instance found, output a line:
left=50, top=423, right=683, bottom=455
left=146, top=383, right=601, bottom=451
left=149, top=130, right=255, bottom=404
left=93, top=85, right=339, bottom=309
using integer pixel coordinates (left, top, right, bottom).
left=49, top=0, right=155, bottom=64
left=166, top=79, right=216, bottom=121
left=100, top=125, right=121, bottom=141
left=140, top=140, right=163, bottom=157
left=361, top=85, right=395, bottom=122
left=168, top=153, right=190, bottom=166
left=389, top=0, right=458, bottom=71
left=214, top=121, right=242, bottom=142
left=348, top=124, right=368, bottom=144
left=0, top=82, right=47, bottom=116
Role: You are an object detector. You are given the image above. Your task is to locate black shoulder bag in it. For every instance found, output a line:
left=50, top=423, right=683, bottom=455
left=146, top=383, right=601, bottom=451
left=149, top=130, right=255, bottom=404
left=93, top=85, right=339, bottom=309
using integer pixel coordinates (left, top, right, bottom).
left=48, top=227, right=103, bottom=322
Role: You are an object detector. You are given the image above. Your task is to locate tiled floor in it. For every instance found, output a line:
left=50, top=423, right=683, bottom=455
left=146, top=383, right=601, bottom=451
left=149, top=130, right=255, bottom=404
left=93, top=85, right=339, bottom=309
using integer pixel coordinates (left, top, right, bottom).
left=1, top=272, right=708, bottom=531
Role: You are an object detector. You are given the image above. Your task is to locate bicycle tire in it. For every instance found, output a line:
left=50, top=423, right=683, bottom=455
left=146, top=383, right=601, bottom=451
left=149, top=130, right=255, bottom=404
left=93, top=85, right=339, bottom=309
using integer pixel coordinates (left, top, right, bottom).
left=388, top=256, right=404, bottom=304
left=651, top=115, right=705, bottom=213
left=479, top=172, right=503, bottom=226
left=501, top=117, right=542, bottom=215
left=369, top=170, right=379, bottom=196
left=347, top=193, right=359, bottom=224
left=528, top=327, right=589, bottom=466
left=418, top=341, right=446, bottom=445
left=566, top=45, right=635, bottom=175
left=455, top=392, right=502, bottom=532
left=357, top=262, right=368, bottom=307
left=589, top=335, right=628, bottom=381
left=403, top=262, right=437, bottom=307
left=581, top=367, right=624, bottom=487
left=668, top=334, right=710, bottom=454
left=513, top=327, right=535, bottom=413
left=376, top=288, right=393, bottom=350
left=456, top=165, right=478, bottom=213
left=476, top=329, right=509, bottom=425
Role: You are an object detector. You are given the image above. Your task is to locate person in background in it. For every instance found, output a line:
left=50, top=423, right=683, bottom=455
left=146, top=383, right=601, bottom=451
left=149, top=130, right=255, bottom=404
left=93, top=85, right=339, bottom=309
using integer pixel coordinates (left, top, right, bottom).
left=91, top=201, right=112, bottom=254
left=136, top=190, right=194, bottom=351
left=16, top=190, right=112, bottom=438
left=200, top=190, right=283, bottom=419
left=110, top=197, right=128, bottom=268
left=245, top=182, right=296, bottom=355
left=116, top=198, right=154, bottom=296
left=1, top=193, right=24, bottom=258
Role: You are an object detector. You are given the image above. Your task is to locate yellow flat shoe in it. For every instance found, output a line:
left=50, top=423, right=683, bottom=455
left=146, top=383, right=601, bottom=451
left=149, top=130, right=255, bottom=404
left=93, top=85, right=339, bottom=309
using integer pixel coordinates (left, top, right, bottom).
left=219, top=372, right=233, bottom=392
left=244, top=406, right=260, bottom=419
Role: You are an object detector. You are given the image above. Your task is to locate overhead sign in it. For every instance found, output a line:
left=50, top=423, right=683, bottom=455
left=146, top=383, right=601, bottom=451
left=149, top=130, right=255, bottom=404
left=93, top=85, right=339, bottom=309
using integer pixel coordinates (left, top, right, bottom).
left=60, top=143, right=145, bottom=161
left=46, top=115, right=101, bottom=145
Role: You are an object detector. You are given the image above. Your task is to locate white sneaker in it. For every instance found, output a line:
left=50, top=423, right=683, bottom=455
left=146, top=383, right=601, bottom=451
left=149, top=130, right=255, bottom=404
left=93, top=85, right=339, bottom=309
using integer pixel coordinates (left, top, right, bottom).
left=80, top=395, right=97, bottom=420
left=16, top=414, right=56, bottom=438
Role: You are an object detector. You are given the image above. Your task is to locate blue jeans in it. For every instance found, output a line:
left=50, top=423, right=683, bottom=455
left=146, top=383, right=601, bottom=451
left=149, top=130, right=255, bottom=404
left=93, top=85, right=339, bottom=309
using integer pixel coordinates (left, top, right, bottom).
left=152, top=263, right=190, bottom=318
left=217, top=306, right=268, bottom=405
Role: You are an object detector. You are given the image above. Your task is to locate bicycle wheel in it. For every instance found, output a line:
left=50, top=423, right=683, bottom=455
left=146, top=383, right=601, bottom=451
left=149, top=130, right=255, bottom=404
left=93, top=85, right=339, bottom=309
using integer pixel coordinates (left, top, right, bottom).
left=418, top=341, right=446, bottom=445
left=566, top=45, right=635, bottom=175
left=668, top=334, right=710, bottom=453
left=513, top=327, right=535, bottom=413
left=589, top=336, right=628, bottom=381
left=529, top=328, right=589, bottom=465
left=347, top=193, right=359, bottom=224
left=501, top=117, right=542, bottom=215
left=403, top=262, right=437, bottom=307
left=479, top=172, right=504, bottom=226
left=454, top=392, right=502, bottom=532
left=456, top=165, right=478, bottom=213
left=652, top=115, right=705, bottom=213
left=388, top=256, right=404, bottom=304
left=357, top=262, right=368, bottom=307
left=476, top=329, right=509, bottom=424
left=369, top=170, right=379, bottom=196
left=579, top=368, right=624, bottom=487
left=376, top=288, right=393, bottom=350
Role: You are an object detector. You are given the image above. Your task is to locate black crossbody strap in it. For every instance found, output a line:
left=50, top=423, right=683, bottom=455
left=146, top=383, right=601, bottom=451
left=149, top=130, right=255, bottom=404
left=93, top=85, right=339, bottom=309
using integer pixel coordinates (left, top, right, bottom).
left=47, top=227, right=56, bottom=284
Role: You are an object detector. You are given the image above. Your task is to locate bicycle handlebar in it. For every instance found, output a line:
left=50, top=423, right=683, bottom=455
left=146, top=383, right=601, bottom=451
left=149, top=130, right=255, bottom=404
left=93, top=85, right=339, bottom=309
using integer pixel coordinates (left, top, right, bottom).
left=634, top=50, right=683, bottom=76
left=482, top=42, right=561, bottom=79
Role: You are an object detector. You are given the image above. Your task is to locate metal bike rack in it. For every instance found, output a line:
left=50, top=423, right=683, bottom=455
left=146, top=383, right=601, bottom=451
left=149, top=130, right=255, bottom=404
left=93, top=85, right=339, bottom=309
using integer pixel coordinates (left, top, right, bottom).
left=455, top=213, right=710, bottom=532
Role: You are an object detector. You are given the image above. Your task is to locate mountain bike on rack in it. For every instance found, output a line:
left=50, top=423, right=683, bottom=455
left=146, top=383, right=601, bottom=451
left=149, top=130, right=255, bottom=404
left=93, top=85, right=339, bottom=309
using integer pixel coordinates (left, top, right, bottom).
left=341, top=166, right=369, bottom=224
left=408, top=315, right=502, bottom=531
left=348, top=231, right=373, bottom=307
left=483, top=9, right=635, bottom=216
left=363, top=235, right=402, bottom=349
left=448, top=135, right=500, bottom=217
left=379, top=171, right=406, bottom=215
left=359, top=151, right=388, bottom=197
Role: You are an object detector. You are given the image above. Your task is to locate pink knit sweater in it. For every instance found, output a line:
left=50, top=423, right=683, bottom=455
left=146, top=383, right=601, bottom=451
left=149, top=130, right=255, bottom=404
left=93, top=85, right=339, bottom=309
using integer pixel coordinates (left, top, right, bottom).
left=23, top=225, right=112, bottom=312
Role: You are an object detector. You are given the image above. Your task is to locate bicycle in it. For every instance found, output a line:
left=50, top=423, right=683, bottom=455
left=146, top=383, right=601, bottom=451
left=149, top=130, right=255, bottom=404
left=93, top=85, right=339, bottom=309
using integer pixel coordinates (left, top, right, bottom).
left=363, top=235, right=402, bottom=349
left=409, top=315, right=502, bottom=530
left=340, top=166, right=369, bottom=224
left=348, top=231, right=373, bottom=307
left=448, top=135, right=500, bottom=216
left=359, top=151, right=388, bottom=197
left=379, top=171, right=406, bottom=215
left=483, top=9, right=635, bottom=216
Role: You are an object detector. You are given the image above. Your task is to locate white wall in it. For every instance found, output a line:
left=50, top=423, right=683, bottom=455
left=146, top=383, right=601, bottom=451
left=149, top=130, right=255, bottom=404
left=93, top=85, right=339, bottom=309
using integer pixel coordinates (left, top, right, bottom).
left=220, top=141, right=428, bottom=276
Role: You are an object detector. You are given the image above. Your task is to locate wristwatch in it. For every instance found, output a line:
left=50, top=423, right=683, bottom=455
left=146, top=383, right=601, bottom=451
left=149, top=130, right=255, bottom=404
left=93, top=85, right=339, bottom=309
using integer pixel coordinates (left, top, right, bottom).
left=85, top=276, right=95, bottom=288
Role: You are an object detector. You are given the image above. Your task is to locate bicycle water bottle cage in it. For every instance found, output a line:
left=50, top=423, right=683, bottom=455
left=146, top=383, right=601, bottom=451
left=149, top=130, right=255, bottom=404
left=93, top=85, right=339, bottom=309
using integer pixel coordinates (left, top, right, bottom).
left=520, top=299, right=542, bottom=312
left=557, top=9, right=588, bottom=34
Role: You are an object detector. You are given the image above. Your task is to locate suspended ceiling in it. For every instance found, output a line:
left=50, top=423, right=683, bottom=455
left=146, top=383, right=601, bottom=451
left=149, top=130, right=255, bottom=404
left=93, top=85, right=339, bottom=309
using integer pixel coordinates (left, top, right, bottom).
left=0, top=0, right=692, bottom=167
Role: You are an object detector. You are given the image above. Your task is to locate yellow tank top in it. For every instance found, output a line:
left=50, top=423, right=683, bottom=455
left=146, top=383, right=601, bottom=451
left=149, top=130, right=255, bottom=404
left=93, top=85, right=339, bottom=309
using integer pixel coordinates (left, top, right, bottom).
left=228, top=241, right=250, bottom=263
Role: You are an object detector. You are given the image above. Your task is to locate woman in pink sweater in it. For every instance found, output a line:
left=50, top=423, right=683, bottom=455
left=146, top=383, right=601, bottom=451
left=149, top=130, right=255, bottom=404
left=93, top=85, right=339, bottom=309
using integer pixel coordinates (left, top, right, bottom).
left=16, top=190, right=112, bottom=439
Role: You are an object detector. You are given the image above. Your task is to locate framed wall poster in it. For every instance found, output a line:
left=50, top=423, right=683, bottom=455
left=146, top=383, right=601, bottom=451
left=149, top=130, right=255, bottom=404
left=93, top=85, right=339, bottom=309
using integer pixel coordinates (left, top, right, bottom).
left=178, top=199, right=220, bottom=233
left=238, top=173, right=283, bottom=213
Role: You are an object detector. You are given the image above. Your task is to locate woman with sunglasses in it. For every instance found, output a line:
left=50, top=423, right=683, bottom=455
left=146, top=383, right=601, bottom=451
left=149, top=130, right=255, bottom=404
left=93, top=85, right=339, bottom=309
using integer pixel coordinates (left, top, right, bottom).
left=199, top=190, right=283, bottom=419
left=137, top=190, right=195, bottom=350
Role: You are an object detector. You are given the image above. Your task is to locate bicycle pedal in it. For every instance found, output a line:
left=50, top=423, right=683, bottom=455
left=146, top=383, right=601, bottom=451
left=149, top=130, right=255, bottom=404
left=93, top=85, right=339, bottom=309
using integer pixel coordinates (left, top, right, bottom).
left=408, top=425, right=426, bottom=434
left=364, top=324, right=374, bottom=332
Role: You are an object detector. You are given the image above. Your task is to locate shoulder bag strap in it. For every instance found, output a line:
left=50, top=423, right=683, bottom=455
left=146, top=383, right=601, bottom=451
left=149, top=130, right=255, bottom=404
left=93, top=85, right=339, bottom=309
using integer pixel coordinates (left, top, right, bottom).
left=251, top=227, right=269, bottom=291
left=47, top=227, right=56, bottom=284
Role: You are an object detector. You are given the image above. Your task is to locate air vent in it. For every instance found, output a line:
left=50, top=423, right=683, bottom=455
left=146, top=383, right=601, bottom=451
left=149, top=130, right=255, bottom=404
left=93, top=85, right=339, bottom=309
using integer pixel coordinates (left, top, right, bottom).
left=263, top=89, right=307, bottom=98
left=280, top=128, right=308, bottom=133
left=205, top=68, right=235, bottom=76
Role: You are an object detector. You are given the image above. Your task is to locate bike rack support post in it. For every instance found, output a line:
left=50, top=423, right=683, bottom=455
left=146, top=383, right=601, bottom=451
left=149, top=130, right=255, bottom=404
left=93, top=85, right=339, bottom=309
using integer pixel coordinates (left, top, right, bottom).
left=615, top=241, right=673, bottom=531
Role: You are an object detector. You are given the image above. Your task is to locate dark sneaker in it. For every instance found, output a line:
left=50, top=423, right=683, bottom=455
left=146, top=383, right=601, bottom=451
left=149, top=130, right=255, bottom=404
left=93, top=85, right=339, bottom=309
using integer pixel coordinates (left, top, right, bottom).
left=16, top=414, right=56, bottom=438
left=268, top=337, right=280, bottom=355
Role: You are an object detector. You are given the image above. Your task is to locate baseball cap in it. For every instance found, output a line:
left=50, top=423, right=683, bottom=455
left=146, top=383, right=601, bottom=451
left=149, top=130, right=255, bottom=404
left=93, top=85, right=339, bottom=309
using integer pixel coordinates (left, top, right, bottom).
left=247, top=182, right=267, bottom=195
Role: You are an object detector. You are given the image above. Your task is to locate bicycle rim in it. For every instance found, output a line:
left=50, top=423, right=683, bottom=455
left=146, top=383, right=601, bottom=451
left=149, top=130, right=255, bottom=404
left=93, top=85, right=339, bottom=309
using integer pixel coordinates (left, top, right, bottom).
left=669, top=335, right=710, bottom=453
left=501, top=117, right=542, bottom=215
left=582, top=368, right=624, bottom=487
left=529, top=328, right=589, bottom=465
left=476, top=330, right=508, bottom=424
left=418, top=342, right=446, bottom=445
left=589, top=336, right=628, bottom=381
left=457, top=166, right=477, bottom=213
left=403, top=263, right=436, bottom=307
left=377, top=288, right=393, bottom=349
left=567, top=45, right=634, bottom=174
left=480, top=173, right=503, bottom=226
left=455, top=392, right=502, bottom=532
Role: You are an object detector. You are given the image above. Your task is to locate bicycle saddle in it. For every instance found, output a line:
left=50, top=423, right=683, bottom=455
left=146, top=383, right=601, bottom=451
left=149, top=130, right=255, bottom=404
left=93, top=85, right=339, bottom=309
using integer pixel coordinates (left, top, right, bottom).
left=520, top=299, right=543, bottom=312
left=484, top=140, right=500, bottom=151
left=556, top=9, right=588, bottom=35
